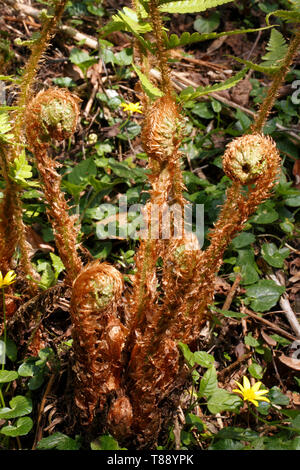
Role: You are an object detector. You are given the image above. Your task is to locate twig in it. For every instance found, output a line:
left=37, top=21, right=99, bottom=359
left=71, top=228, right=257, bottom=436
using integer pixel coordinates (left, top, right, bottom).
left=32, top=372, right=56, bottom=450
left=242, top=306, right=299, bottom=342
left=217, top=352, right=252, bottom=380
left=267, top=272, right=300, bottom=338
left=222, top=273, right=242, bottom=311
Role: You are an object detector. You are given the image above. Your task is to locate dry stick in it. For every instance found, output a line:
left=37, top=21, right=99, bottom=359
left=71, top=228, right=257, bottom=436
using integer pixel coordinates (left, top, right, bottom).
left=242, top=306, right=298, bottom=342
left=217, top=352, right=253, bottom=381
left=32, top=372, right=56, bottom=450
left=222, top=273, right=242, bottom=311
left=267, top=273, right=300, bottom=338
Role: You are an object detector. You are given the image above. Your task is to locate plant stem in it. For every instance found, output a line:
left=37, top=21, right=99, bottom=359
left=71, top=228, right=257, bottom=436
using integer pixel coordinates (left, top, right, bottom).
left=2, top=288, right=6, bottom=372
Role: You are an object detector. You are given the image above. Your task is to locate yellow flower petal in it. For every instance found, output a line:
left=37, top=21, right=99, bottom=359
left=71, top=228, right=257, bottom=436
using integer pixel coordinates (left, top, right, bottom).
left=232, top=388, right=243, bottom=396
left=256, top=396, right=270, bottom=402
left=252, top=381, right=262, bottom=392
left=243, top=376, right=251, bottom=390
left=249, top=399, right=259, bottom=407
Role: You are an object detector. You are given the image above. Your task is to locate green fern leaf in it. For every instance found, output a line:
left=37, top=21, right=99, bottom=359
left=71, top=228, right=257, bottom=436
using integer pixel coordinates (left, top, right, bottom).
left=179, top=68, right=248, bottom=102
left=261, top=29, right=288, bottom=67
left=159, top=0, right=233, bottom=14
left=8, top=150, right=38, bottom=188
left=0, top=112, right=14, bottom=143
left=132, top=64, right=163, bottom=99
left=266, top=9, right=300, bottom=24
left=230, top=56, right=279, bottom=75
left=165, top=25, right=273, bottom=49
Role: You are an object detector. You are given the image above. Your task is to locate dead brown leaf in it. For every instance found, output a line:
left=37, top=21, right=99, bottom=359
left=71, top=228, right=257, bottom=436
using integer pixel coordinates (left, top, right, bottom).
left=230, top=78, right=252, bottom=107
left=278, top=354, right=300, bottom=371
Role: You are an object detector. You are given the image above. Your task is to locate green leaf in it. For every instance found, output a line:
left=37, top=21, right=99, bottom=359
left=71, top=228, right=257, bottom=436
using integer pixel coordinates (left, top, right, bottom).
left=206, top=389, right=243, bottom=414
left=0, top=417, right=33, bottom=437
left=0, top=370, right=18, bottom=383
left=211, top=306, right=248, bottom=319
left=231, top=232, right=256, bottom=249
left=178, top=342, right=195, bottom=367
left=0, top=337, right=17, bottom=362
left=132, top=63, right=163, bottom=99
left=251, top=202, right=279, bottom=224
left=67, top=157, right=97, bottom=186
left=269, top=386, right=289, bottom=406
left=235, top=248, right=259, bottom=286
left=193, top=351, right=215, bottom=368
left=193, top=12, right=220, bottom=33
left=91, top=434, right=124, bottom=450
left=37, top=432, right=81, bottom=450
left=261, top=243, right=290, bottom=268
left=159, top=0, right=233, bottom=14
left=245, top=333, right=260, bottom=348
left=199, top=366, right=218, bottom=397
left=248, top=362, right=264, bottom=380
left=0, top=395, right=32, bottom=419
left=179, top=68, right=248, bottom=102
left=246, top=279, right=285, bottom=312
left=50, top=253, right=65, bottom=280
left=18, top=361, right=37, bottom=377
left=185, top=413, right=204, bottom=432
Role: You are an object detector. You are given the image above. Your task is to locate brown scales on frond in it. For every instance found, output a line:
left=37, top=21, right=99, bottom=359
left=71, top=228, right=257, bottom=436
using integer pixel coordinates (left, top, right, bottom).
left=25, top=88, right=82, bottom=285
left=70, top=262, right=128, bottom=424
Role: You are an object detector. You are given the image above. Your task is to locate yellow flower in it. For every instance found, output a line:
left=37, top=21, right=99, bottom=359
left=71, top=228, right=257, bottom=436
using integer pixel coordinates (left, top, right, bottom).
left=0, top=270, right=17, bottom=289
left=233, top=376, right=270, bottom=407
left=120, top=101, right=143, bottom=115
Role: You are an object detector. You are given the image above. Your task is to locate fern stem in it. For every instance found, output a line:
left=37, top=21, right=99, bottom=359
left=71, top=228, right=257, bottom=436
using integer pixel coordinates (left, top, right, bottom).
left=12, top=0, right=67, bottom=150
left=148, top=0, right=172, bottom=94
left=252, top=28, right=300, bottom=133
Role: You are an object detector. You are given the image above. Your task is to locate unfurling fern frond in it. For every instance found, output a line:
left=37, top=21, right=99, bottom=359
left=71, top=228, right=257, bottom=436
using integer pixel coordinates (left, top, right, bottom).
left=158, top=0, right=233, bottom=14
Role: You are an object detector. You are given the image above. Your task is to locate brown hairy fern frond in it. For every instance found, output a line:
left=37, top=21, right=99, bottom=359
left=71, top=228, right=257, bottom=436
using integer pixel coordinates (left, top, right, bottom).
left=25, top=88, right=82, bottom=285
left=0, top=0, right=68, bottom=288
left=70, top=262, right=128, bottom=424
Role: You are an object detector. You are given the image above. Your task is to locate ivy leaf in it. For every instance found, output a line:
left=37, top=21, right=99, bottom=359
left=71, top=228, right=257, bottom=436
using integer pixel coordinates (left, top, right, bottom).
left=0, top=396, right=32, bottom=419
left=235, top=248, right=259, bottom=286
left=159, top=0, right=233, bottom=14
left=0, top=417, right=33, bottom=437
left=246, top=279, right=285, bottom=312
left=231, top=232, right=256, bottom=249
left=261, top=243, right=290, bottom=268
left=206, top=389, right=243, bottom=414
left=0, top=370, right=18, bottom=383
left=37, top=432, right=81, bottom=450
